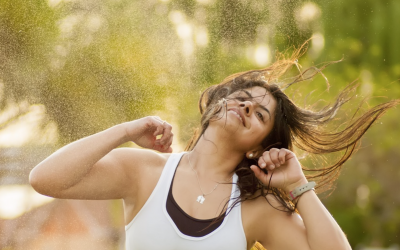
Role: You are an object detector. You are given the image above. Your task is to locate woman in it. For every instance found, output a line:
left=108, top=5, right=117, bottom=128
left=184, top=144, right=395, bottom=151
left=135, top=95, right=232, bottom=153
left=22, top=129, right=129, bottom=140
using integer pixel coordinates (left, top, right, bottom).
left=29, top=46, right=398, bottom=250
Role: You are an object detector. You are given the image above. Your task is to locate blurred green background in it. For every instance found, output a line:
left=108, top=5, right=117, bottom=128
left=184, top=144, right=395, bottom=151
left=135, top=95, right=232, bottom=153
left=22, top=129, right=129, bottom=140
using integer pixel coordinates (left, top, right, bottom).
left=0, top=0, right=399, bottom=249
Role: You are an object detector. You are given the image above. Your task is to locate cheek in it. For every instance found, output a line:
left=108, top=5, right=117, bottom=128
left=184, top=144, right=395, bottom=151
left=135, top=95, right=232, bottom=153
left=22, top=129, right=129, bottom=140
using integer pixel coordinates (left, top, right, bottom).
left=247, top=124, right=270, bottom=143
left=256, top=124, right=274, bottom=141
left=207, top=105, right=228, bottom=122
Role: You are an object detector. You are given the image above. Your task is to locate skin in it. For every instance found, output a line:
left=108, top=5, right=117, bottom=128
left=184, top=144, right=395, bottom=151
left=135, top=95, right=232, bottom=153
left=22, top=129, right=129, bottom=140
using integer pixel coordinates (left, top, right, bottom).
left=29, top=86, right=352, bottom=250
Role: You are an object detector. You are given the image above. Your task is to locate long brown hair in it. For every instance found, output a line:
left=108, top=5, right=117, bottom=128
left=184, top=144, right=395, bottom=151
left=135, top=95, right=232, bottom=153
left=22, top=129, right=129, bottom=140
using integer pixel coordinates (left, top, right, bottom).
left=185, top=41, right=399, bottom=214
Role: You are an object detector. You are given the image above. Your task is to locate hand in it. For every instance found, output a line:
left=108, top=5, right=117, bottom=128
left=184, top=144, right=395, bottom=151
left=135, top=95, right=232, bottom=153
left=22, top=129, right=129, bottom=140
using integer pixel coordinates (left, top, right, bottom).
left=250, top=148, right=307, bottom=192
left=124, top=116, right=174, bottom=153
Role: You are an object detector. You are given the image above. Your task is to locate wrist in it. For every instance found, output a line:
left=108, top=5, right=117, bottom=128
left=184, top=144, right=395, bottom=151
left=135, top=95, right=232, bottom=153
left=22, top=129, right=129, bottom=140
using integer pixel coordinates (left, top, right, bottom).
left=285, top=177, right=308, bottom=193
left=288, top=181, right=316, bottom=201
left=111, top=123, right=132, bottom=144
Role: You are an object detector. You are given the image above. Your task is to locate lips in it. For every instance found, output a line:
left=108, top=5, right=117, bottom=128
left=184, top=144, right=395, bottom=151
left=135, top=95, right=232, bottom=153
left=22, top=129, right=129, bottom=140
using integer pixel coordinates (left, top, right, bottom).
left=228, top=108, right=245, bottom=127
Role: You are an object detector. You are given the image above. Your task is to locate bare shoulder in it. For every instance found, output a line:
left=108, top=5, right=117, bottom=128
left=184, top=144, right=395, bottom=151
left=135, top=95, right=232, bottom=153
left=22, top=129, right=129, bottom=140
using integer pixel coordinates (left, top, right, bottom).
left=110, top=148, right=171, bottom=196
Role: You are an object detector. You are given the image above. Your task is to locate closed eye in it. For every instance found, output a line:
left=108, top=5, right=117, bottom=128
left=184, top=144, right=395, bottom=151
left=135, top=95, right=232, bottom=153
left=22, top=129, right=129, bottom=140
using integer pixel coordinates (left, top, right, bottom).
left=236, top=96, right=248, bottom=102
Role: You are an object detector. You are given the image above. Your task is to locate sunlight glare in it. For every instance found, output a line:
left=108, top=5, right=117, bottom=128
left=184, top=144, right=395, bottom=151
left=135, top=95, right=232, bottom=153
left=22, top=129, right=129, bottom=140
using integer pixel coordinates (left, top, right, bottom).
left=169, top=11, right=186, bottom=25
left=195, top=26, right=209, bottom=47
left=176, top=23, right=192, bottom=40
left=47, top=0, right=63, bottom=8
left=0, top=185, right=54, bottom=219
left=309, top=32, right=325, bottom=58
left=0, top=104, right=58, bottom=147
left=254, top=44, right=271, bottom=67
left=298, top=2, right=321, bottom=22
left=196, top=0, right=215, bottom=5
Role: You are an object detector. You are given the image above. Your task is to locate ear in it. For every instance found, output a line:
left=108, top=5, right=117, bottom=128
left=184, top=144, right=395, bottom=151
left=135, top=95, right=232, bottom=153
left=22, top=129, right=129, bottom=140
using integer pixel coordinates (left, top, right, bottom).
left=246, top=145, right=264, bottom=159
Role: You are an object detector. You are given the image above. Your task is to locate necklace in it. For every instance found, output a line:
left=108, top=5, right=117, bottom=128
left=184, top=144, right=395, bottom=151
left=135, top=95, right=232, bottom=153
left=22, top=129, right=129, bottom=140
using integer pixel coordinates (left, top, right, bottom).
left=187, top=152, right=231, bottom=204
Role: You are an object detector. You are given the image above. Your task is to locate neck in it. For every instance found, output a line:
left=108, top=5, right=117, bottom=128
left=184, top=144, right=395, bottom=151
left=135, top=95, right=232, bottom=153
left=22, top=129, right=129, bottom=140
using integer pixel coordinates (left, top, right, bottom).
left=187, top=128, right=245, bottom=182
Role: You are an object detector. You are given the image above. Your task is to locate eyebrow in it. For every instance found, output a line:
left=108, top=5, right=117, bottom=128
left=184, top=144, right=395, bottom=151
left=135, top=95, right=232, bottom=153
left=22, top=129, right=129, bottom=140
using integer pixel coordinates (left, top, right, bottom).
left=241, top=90, right=271, bottom=118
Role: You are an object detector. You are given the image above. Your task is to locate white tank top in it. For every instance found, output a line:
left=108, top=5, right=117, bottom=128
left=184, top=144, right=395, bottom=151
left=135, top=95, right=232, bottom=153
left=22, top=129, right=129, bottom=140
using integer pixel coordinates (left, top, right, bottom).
left=125, top=152, right=247, bottom=250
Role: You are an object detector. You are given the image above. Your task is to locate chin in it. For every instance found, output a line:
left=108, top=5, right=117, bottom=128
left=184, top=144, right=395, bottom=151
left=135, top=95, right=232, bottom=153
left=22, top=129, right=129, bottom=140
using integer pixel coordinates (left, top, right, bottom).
left=207, top=119, right=241, bottom=137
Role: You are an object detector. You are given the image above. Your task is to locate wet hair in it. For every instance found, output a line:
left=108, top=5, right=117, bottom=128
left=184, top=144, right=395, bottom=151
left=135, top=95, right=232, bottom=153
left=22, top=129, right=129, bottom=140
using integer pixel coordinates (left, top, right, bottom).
left=185, top=41, right=400, bottom=215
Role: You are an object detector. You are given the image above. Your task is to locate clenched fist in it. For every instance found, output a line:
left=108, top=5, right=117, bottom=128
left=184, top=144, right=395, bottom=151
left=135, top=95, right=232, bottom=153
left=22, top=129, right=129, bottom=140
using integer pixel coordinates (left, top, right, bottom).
left=124, top=116, right=174, bottom=153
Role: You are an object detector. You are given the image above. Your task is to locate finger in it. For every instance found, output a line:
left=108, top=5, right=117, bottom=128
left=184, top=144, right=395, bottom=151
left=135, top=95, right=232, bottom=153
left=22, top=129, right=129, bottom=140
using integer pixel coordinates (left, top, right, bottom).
left=153, top=116, right=163, bottom=122
left=250, top=165, right=270, bottom=185
left=250, top=165, right=264, bottom=180
left=260, top=151, right=275, bottom=170
left=153, top=124, right=163, bottom=137
left=157, top=144, right=173, bottom=153
left=160, top=122, right=173, bottom=145
left=153, top=137, right=171, bottom=152
left=164, top=137, right=174, bottom=152
left=165, top=132, right=174, bottom=148
left=160, top=132, right=174, bottom=151
left=165, top=146, right=173, bottom=153
left=153, top=120, right=166, bottom=137
left=258, top=155, right=267, bottom=169
left=153, top=145, right=163, bottom=152
left=152, top=116, right=164, bottom=130
left=269, top=148, right=281, bottom=167
left=278, top=149, right=286, bottom=164
left=283, top=148, right=296, bottom=161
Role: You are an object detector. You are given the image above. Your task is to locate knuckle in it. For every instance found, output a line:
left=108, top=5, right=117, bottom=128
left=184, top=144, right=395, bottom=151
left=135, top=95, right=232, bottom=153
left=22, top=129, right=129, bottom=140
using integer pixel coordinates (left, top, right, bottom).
left=144, top=119, right=153, bottom=128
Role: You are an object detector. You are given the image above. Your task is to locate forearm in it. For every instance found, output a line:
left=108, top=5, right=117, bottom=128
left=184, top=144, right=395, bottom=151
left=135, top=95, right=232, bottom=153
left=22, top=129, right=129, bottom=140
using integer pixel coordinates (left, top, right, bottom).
left=296, top=190, right=351, bottom=250
left=29, top=123, right=129, bottom=192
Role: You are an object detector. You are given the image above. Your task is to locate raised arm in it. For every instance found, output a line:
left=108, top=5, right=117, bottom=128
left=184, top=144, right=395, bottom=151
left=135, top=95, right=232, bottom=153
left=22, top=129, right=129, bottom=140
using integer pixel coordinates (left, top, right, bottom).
left=29, top=116, right=174, bottom=200
left=249, top=148, right=352, bottom=250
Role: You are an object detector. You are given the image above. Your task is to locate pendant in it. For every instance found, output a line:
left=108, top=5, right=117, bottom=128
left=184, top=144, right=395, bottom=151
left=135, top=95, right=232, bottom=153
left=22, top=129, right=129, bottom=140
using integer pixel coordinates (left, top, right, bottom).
left=196, top=195, right=205, bottom=204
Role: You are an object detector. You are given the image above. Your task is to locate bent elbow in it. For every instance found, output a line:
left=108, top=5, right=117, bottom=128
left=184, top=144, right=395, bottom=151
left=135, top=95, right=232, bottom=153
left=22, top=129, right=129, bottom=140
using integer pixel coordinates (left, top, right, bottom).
left=29, top=168, right=42, bottom=193
left=29, top=168, right=51, bottom=196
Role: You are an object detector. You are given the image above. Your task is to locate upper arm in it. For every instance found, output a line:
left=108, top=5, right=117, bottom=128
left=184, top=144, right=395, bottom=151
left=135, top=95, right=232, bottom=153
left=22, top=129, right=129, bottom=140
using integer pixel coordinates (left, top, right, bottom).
left=40, top=148, right=163, bottom=200
left=261, top=212, right=310, bottom=250
left=248, top=195, right=311, bottom=250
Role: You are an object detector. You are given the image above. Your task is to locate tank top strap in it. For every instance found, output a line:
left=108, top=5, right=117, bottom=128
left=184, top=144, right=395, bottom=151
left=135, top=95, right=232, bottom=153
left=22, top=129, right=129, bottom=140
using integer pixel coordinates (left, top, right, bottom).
left=125, top=152, right=185, bottom=231
left=157, top=152, right=186, bottom=195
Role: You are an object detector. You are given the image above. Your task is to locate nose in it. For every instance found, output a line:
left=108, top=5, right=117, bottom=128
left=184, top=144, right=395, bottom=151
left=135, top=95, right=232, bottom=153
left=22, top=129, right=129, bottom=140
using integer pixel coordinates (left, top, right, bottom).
left=239, top=101, right=254, bottom=116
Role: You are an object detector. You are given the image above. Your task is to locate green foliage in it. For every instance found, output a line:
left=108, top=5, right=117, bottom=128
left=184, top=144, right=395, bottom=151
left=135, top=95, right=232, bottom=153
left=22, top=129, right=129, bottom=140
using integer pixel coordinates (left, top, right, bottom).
left=1, top=0, right=399, bottom=247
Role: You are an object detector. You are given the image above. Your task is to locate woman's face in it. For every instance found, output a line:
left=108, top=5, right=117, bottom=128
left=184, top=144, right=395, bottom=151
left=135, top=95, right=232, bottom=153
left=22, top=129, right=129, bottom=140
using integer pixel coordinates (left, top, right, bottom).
left=210, top=86, right=277, bottom=152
